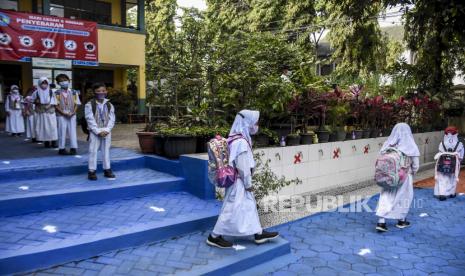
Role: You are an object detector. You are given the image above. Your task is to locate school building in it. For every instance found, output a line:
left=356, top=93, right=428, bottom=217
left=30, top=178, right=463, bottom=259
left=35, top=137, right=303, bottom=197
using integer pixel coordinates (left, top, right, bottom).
left=0, top=0, right=146, bottom=113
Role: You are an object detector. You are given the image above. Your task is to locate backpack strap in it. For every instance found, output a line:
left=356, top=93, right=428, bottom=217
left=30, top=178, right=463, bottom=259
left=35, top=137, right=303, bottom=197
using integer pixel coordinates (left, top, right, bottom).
left=453, top=141, right=460, bottom=152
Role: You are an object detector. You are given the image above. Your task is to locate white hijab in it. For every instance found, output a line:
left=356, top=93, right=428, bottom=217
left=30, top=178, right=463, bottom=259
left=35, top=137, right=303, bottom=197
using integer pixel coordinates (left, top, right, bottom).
left=441, top=133, right=463, bottom=153
left=37, top=77, right=51, bottom=104
left=10, top=85, right=20, bottom=100
left=228, top=110, right=259, bottom=168
left=381, top=123, right=420, bottom=157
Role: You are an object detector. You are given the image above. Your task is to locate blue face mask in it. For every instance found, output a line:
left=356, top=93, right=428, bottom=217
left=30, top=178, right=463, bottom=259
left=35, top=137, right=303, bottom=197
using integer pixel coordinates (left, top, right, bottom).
left=59, top=81, right=69, bottom=88
left=95, top=93, right=107, bottom=100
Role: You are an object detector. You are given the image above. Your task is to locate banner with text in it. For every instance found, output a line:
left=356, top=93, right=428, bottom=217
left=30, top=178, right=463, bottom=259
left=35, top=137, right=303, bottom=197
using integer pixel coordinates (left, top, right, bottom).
left=0, top=9, right=98, bottom=65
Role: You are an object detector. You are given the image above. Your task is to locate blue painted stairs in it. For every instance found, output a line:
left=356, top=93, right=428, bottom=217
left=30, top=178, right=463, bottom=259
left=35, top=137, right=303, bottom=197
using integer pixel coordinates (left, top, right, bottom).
left=0, top=154, right=291, bottom=275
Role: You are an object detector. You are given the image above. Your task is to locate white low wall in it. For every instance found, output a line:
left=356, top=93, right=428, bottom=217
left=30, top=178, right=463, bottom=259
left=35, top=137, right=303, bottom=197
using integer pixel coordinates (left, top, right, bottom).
left=255, top=131, right=443, bottom=196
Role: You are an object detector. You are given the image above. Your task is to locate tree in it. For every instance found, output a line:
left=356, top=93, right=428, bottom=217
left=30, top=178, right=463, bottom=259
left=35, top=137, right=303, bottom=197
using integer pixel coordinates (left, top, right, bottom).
left=403, top=0, right=465, bottom=97
left=326, top=0, right=388, bottom=77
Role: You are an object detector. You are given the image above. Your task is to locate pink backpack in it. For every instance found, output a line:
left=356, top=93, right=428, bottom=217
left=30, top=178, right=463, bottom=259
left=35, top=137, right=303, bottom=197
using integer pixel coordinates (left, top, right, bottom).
left=207, top=134, right=245, bottom=188
left=375, top=148, right=411, bottom=190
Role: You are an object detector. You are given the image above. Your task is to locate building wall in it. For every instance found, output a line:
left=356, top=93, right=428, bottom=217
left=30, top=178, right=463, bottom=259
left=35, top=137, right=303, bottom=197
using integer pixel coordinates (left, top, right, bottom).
left=98, top=28, right=146, bottom=111
left=256, top=131, right=443, bottom=196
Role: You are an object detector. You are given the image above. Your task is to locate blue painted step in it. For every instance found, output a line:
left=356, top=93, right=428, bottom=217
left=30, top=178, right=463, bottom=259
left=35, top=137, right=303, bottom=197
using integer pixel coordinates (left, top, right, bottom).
left=0, top=168, right=185, bottom=217
left=21, top=231, right=290, bottom=276
left=176, top=237, right=290, bottom=276
left=0, top=192, right=220, bottom=275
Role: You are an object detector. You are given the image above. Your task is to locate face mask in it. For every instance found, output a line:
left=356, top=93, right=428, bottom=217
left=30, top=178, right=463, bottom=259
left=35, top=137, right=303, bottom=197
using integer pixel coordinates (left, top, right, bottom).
left=11, top=89, right=19, bottom=94
left=250, top=125, right=259, bottom=135
left=95, top=93, right=107, bottom=100
left=59, top=81, right=69, bottom=88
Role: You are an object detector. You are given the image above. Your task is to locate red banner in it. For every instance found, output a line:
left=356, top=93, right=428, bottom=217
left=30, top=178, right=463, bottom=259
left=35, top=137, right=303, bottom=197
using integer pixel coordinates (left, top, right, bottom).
left=0, top=9, right=98, bottom=65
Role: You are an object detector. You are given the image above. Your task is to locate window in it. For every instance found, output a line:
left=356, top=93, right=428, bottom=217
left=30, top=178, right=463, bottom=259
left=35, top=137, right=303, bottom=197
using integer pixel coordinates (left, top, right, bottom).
left=0, top=0, right=18, bottom=11
left=125, top=0, right=138, bottom=29
left=50, top=0, right=112, bottom=25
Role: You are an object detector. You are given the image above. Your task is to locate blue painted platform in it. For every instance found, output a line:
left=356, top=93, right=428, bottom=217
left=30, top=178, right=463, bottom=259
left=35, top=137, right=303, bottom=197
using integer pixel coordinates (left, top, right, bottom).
left=0, top=192, right=220, bottom=274
left=0, top=143, right=291, bottom=275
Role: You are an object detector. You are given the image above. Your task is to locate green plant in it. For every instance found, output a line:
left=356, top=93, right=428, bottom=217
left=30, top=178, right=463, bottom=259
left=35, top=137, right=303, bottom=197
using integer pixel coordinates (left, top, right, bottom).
left=252, top=152, right=302, bottom=207
left=258, top=127, right=279, bottom=144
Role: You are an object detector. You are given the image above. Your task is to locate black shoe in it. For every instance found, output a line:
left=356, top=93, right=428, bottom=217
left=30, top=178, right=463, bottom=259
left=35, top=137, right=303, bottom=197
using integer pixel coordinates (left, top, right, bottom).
left=58, top=149, right=68, bottom=155
left=438, top=195, right=447, bottom=201
left=449, top=194, right=457, bottom=198
left=44, top=141, right=51, bottom=148
left=396, top=220, right=411, bottom=229
left=88, top=171, right=97, bottom=181
left=16, top=133, right=21, bottom=137
left=32, top=138, right=37, bottom=143
left=254, top=230, right=279, bottom=244
left=51, top=141, right=58, bottom=148
left=206, top=235, right=233, bottom=248
left=104, top=169, right=116, bottom=178
left=69, top=148, right=77, bottom=155
left=376, top=223, right=388, bottom=232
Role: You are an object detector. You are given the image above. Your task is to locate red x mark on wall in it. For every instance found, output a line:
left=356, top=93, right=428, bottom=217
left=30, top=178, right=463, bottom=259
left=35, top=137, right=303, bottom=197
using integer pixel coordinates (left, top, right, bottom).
left=294, top=152, right=302, bottom=164
left=333, top=148, right=341, bottom=159
left=364, top=145, right=370, bottom=154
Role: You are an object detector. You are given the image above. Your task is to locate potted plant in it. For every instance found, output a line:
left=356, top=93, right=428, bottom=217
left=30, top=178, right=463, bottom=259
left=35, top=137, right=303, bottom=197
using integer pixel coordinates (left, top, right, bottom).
left=327, top=89, right=349, bottom=141
left=286, top=132, right=301, bottom=146
left=300, top=129, right=314, bottom=145
left=136, top=123, right=157, bottom=154
left=160, top=126, right=198, bottom=159
left=254, top=127, right=278, bottom=148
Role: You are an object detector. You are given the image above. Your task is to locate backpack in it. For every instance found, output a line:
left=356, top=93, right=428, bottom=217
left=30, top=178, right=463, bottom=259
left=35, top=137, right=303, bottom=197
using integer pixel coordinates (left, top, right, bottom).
left=437, top=141, right=460, bottom=174
left=80, top=99, right=112, bottom=141
left=375, top=147, right=411, bottom=190
left=207, top=134, right=245, bottom=188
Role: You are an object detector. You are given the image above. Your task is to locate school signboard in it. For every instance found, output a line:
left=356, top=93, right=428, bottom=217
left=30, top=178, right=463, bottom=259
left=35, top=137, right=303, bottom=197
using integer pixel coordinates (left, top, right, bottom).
left=0, top=9, right=98, bottom=65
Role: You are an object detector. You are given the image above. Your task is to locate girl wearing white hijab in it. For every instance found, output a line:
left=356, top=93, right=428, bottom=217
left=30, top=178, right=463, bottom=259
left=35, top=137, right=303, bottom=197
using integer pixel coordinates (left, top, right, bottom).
left=434, top=127, right=464, bottom=200
left=4, top=85, right=25, bottom=136
left=376, top=123, right=420, bottom=232
left=31, top=77, right=58, bottom=148
left=207, top=110, right=279, bottom=248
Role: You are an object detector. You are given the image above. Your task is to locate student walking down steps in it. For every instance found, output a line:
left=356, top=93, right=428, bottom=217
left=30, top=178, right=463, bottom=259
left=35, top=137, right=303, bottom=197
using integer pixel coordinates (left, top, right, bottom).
left=206, top=110, right=279, bottom=249
left=375, top=123, right=420, bottom=233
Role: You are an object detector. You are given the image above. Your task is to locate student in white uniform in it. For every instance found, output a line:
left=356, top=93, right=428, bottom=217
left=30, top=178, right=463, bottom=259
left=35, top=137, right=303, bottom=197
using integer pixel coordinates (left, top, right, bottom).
left=85, top=82, right=116, bottom=181
left=4, top=85, right=25, bottom=136
left=206, top=110, right=279, bottom=248
left=55, top=74, right=81, bottom=155
left=376, top=123, right=420, bottom=232
left=434, top=126, right=464, bottom=200
left=31, top=77, right=58, bottom=148
left=23, top=92, right=36, bottom=142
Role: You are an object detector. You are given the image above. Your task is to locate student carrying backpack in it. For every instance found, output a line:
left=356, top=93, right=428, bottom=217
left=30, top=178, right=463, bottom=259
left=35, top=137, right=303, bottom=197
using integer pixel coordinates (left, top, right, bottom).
left=375, top=123, right=420, bottom=233
left=434, top=126, right=464, bottom=201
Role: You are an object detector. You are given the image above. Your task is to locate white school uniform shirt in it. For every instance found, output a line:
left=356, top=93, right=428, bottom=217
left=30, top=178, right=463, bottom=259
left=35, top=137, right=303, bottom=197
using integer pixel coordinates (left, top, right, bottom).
left=84, top=99, right=115, bottom=135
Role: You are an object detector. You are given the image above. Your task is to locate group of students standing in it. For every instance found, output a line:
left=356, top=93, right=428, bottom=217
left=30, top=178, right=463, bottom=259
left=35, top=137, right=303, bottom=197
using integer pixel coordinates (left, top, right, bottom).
left=4, top=75, right=117, bottom=180
left=205, top=111, right=463, bottom=248
left=5, top=74, right=80, bottom=154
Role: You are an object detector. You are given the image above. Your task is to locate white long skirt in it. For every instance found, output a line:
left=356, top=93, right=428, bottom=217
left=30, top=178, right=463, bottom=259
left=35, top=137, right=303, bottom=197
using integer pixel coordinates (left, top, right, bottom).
left=376, top=174, right=414, bottom=220
left=6, top=109, right=25, bottom=133
left=434, top=173, right=458, bottom=196
left=212, top=178, right=262, bottom=236
left=35, top=112, right=58, bottom=141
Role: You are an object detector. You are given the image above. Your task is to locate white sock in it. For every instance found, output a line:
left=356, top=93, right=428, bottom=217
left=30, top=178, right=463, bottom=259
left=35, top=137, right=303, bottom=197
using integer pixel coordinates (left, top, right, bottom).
left=211, top=233, right=219, bottom=238
left=378, top=218, right=386, bottom=224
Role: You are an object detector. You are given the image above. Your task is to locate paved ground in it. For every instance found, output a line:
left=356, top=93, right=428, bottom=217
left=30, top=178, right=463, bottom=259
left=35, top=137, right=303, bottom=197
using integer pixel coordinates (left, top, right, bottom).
left=0, top=123, right=144, bottom=160
left=415, top=169, right=464, bottom=193
left=22, top=184, right=465, bottom=276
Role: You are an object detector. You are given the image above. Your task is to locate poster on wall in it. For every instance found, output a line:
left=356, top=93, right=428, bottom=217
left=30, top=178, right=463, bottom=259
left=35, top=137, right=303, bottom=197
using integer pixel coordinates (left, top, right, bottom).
left=0, top=9, right=98, bottom=65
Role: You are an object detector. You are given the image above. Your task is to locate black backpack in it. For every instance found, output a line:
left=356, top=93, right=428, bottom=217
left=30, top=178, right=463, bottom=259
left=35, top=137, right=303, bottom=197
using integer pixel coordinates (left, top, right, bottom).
left=80, top=100, right=112, bottom=140
left=437, top=141, right=460, bottom=174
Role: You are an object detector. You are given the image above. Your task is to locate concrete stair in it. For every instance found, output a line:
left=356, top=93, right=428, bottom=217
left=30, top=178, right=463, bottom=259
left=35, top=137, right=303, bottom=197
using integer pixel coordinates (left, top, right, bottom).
left=0, top=155, right=291, bottom=275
